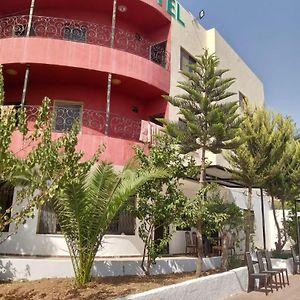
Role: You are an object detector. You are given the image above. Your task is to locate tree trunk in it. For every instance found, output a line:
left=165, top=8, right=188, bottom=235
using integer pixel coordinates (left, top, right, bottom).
left=245, top=187, right=252, bottom=252
left=271, top=195, right=283, bottom=251
left=199, top=147, right=206, bottom=188
left=141, top=224, right=154, bottom=276
left=195, top=221, right=204, bottom=276
left=195, top=147, right=206, bottom=276
left=281, top=198, right=288, bottom=248
left=221, top=232, right=229, bottom=271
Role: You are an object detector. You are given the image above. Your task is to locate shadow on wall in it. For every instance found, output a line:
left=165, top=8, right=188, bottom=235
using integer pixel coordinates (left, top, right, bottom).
left=0, top=260, right=31, bottom=282
left=0, top=208, right=68, bottom=257
left=92, top=257, right=220, bottom=277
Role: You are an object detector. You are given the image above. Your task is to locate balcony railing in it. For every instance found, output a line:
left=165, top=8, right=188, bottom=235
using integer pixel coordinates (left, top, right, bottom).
left=0, top=15, right=169, bottom=69
left=21, top=105, right=142, bottom=141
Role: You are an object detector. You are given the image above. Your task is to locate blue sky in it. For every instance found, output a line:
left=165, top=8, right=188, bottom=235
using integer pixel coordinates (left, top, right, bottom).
left=181, top=0, right=300, bottom=127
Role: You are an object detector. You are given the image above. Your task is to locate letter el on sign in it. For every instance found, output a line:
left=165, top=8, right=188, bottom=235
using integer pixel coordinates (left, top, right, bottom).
left=157, top=0, right=185, bottom=27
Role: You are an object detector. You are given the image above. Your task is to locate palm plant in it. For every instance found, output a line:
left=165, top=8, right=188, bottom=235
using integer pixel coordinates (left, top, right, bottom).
left=52, top=162, right=166, bottom=285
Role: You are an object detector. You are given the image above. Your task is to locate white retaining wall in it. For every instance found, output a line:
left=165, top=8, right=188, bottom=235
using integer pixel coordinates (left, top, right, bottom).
left=119, top=266, right=248, bottom=300
left=0, top=256, right=221, bottom=282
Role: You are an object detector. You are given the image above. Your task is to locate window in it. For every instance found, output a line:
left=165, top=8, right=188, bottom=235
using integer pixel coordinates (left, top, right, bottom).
left=180, top=48, right=196, bottom=73
left=37, top=201, right=60, bottom=234
left=63, top=24, right=87, bottom=42
left=239, top=92, right=247, bottom=111
left=54, top=102, right=82, bottom=132
left=107, top=198, right=136, bottom=235
left=150, top=41, right=167, bottom=68
left=13, top=24, right=27, bottom=37
left=243, top=209, right=255, bottom=234
left=0, top=183, right=14, bottom=232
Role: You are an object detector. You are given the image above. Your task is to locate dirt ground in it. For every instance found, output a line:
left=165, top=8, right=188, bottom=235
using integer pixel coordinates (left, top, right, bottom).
left=0, top=271, right=219, bottom=300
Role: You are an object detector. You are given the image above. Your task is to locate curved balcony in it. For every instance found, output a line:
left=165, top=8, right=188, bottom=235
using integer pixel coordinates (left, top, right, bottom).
left=0, top=15, right=170, bottom=69
left=23, top=105, right=142, bottom=141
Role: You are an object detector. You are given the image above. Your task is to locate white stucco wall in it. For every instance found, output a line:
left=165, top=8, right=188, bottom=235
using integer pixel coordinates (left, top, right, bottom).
left=0, top=190, right=145, bottom=257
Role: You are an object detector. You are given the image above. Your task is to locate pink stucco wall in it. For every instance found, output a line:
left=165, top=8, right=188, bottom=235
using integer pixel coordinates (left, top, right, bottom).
left=0, top=38, right=170, bottom=93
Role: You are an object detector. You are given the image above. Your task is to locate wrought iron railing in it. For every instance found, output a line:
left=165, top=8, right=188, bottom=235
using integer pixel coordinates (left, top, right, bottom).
left=0, top=15, right=169, bottom=68
left=22, top=105, right=142, bottom=141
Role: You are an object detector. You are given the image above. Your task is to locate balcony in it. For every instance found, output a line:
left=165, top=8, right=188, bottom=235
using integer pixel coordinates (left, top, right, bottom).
left=0, top=15, right=169, bottom=69
left=20, top=105, right=142, bottom=142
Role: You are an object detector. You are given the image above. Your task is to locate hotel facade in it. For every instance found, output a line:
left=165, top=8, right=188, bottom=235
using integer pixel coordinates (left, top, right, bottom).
left=0, top=0, right=280, bottom=258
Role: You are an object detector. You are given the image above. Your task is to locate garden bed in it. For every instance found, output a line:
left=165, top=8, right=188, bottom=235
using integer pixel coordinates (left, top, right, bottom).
left=0, top=271, right=222, bottom=300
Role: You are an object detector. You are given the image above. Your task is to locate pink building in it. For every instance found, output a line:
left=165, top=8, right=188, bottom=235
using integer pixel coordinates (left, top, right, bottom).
left=1, top=1, right=272, bottom=263
left=0, top=0, right=170, bottom=165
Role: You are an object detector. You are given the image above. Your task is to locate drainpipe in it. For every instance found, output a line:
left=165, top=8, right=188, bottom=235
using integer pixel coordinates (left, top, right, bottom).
left=260, top=188, right=266, bottom=250
left=21, top=0, right=36, bottom=107
left=104, top=0, right=117, bottom=136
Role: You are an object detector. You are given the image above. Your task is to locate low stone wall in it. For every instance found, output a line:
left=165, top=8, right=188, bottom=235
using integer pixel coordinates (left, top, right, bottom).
left=271, top=257, right=293, bottom=274
left=119, top=267, right=248, bottom=300
left=0, top=256, right=221, bottom=281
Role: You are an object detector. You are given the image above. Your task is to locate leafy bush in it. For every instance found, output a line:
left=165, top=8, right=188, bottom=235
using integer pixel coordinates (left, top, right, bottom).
left=271, top=250, right=292, bottom=259
left=227, top=254, right=245, bottom=270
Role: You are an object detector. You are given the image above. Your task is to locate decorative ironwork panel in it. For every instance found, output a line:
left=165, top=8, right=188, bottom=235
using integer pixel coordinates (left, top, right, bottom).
left=109, top=113, right=141, bottom=141
left=81, top=109, right=106, bottom=133
left=22, top=105, right=141, bottom=141
left=0, top=15, right=170, bottom=69
left=53, top=103, right=82, bottom=132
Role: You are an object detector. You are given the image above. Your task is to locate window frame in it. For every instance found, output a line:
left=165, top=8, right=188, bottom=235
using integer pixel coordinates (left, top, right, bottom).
left=36, top=200, right=61, bottom=235
left=53, top=100, right=83, bottom=133
left=0, top=183, right=15, bottom=233
left=180, top=47, right=196, bottom=73
left=107, top=197, right=136, bottom=236
left=238, top=92, right=247, bottom=112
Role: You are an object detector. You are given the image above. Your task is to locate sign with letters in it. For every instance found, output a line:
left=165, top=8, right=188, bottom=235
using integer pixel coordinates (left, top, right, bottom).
left=157, top=0, right=185, bottom=27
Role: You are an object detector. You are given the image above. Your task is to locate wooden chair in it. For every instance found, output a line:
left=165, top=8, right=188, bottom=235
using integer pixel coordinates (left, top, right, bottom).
left=212, top=237, right=223, bottom=256
left=291, top=246, right=300, bottom=274
left=185, top=231, right=197, bottom=255
left=256, top=251, right=281, bottom=290
left=265, top=250, right=289, bottom=286
left=245, top=252, right=273, bottom=295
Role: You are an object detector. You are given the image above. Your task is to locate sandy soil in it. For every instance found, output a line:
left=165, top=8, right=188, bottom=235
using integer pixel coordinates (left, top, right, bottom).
left=0, top=272, right=220, bottom=300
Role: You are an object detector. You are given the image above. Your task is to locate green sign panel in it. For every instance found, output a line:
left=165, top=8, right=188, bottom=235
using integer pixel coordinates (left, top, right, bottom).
left=157, top=0, right=185, bottom=27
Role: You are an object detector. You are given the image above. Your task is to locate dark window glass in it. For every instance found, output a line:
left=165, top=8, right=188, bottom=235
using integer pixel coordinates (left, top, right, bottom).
left=180, top=48, right=196, bottom=73
left=37, top=201, right=60, bottom=234
left=54, top=102, right=82, bottom=132
left=0, top=183, right=14, bottom=232
left=63, top=24, right=87, bottom=42
left=239, top=92, right=247, bottom=111
left=107, top=198, right=136, bottom=235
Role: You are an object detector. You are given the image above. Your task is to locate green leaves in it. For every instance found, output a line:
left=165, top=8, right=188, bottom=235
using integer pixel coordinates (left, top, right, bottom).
left=133, top=135, right=196, bottom=274
left=163, top=49, right=242, bottom=155
left=52, top=162, right=166, bottom=284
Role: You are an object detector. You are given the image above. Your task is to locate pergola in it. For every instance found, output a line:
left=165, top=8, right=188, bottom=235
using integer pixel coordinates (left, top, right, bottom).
left=204, top=165, right=267, bottom=250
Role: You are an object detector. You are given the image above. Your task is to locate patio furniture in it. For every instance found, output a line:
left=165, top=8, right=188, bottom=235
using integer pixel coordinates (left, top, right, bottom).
left=212, top=237, right=223, bottom=256
left=185, top=231, right=197, bottom=255
left=256, top=251, right=281, bottom=290
left=265, top=250, right=289, bottom=286
left=245, top=252, right=273, bottom=295
left=291, top=246, right=300, bottom=274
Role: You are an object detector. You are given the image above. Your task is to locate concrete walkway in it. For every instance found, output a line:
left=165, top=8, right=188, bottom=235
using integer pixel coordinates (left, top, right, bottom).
left=227, top=275, right=300, bottom=300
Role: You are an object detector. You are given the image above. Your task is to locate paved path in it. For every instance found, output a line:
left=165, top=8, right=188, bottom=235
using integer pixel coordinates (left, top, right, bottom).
left=226, top=275, right=300, bottom=300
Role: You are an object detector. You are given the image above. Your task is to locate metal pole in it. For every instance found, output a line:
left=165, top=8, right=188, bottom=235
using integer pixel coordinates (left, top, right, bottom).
left=105, top=0, right=117, bottom=136
left=260, top=188, right=266, bottom=250
left=21, top=0, right=36, bottom=107
left=295, top=200, right=300, bottom=255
